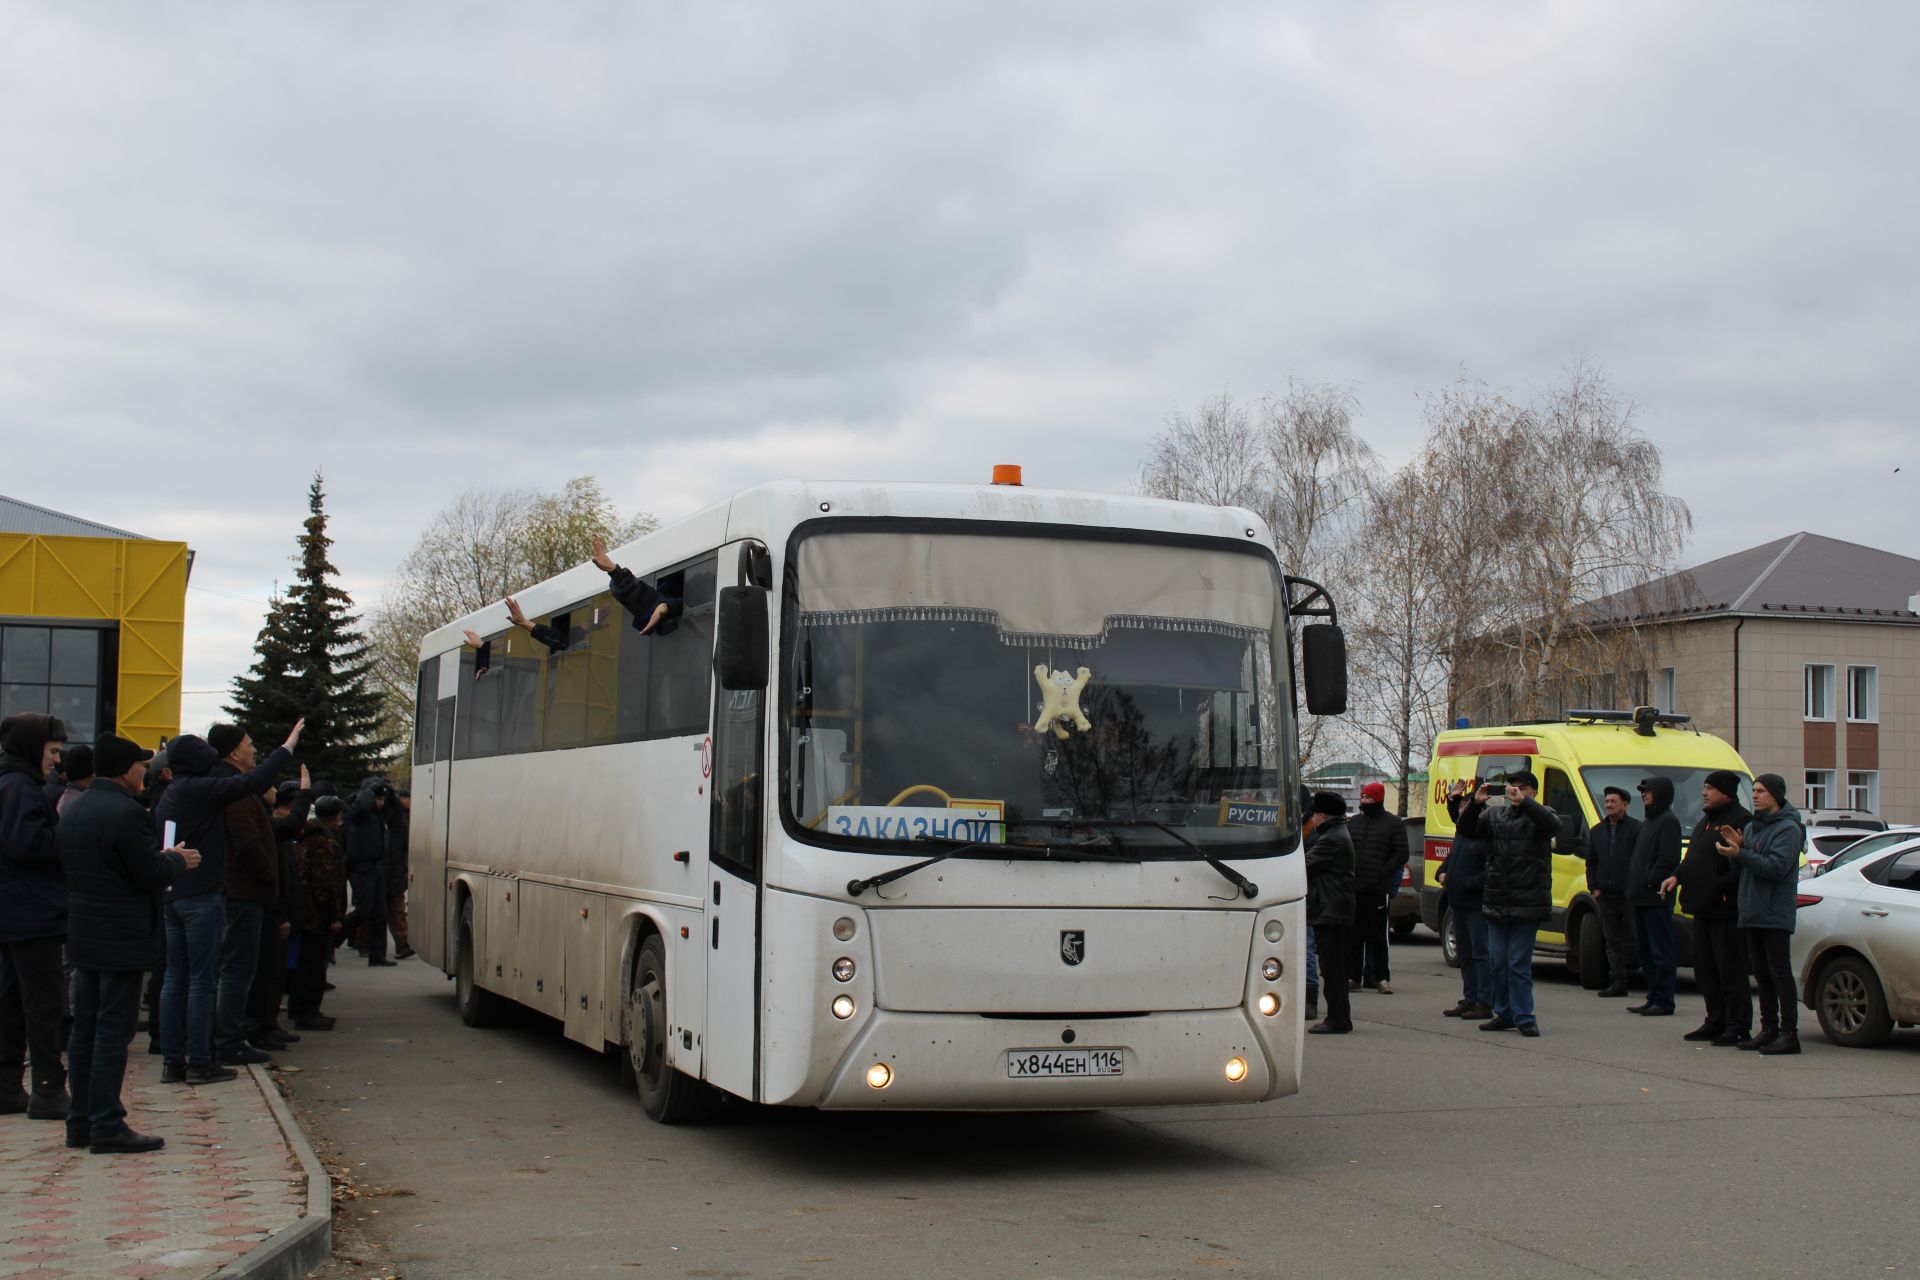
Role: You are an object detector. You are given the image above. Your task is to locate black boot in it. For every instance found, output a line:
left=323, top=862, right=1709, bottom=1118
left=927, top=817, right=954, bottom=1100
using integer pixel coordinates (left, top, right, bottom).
left=90, top=1126, right=166, bottom=1155
left=26, top=1089, right=70, bottom=1120
left=1758, top=1031, right=1801, bottom=1056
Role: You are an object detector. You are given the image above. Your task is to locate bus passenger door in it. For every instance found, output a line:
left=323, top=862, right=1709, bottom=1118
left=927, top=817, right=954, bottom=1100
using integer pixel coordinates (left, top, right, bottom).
left=705, top=683, right=765, bottom=1100
left=424, top=660, right=458, bottom=968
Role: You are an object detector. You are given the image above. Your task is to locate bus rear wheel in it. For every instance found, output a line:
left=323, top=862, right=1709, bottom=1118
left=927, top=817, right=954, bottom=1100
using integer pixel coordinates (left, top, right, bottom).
left=456, top=896, right=507, bottom=1028
left=628, top=934, right=719, bottom=1124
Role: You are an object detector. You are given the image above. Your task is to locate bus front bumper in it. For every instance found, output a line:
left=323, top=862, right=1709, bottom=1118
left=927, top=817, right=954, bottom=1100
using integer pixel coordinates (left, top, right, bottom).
left=811, top=1006, right=1297, bottom=1110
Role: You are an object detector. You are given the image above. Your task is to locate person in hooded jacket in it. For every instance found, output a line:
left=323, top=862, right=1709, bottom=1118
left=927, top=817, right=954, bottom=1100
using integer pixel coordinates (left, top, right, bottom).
left=1347, top=782, right=1410, bottom=994
left=288, top=796, right=347, bottom=1029
left=1439, top=780, right=1493, bottom=1019
left=384, top=788, right=413, bottom=960
left=0, top=713, right=69, bottom=1118
left=1673, top=770, right=1752, bottom=1046
left=57, top=734, right=200, bottom=1153
left=1304, top=791, right=1357, bottom=1035
left=152, top=719, right=301, bottom=1083
left=1458, top=770, right=1559, bottom=1036
left=341, top=782, right=394, bottom=966
left=1625, top=777, right=1683, bottom=1016
left=1719, top=772, right=1804, bottom=1056
left=1584, top=786, right=1641, bottom=997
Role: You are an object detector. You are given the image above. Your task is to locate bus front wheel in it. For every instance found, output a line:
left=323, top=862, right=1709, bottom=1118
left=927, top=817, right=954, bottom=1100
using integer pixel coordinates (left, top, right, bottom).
left=456, top=896, right=507, bottom=1028
left=628, top=934, right=719, bottom=1124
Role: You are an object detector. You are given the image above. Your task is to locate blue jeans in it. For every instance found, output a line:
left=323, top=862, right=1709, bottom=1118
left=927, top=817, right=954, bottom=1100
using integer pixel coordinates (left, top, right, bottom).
left=1454, top=906, right=1491, bottom=1007
left=1633, top=903, right=1678, bottom=1010
left=1485, top=919, right=1539, bottom=1026
left=161, top=893, right=227, bottom=1066
left=217, top=900, right=265, bottom=1057
left=68, top=968, right=143, bottom=1132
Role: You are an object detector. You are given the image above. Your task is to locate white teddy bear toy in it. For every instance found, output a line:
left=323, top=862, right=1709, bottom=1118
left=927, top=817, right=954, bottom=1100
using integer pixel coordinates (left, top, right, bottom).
left=1033, top=665, right=1093, bottom=739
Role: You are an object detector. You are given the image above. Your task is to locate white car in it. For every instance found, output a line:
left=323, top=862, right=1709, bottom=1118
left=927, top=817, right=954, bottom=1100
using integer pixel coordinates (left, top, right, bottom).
left=1813, top=826, right=1920, bottom=879
left=1801, top=825, right=1898, bottom=879
left=1792, top=837, right=1920, bottom=1047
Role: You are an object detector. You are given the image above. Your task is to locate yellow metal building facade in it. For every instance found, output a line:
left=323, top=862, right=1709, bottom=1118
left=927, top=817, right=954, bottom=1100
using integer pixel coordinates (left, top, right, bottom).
left=0, top=496, right=190, bottom=748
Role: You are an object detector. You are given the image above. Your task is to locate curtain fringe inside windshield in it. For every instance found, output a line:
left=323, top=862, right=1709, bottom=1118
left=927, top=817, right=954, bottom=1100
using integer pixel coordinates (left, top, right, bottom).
left=797, top=608, right=1265, bottom=648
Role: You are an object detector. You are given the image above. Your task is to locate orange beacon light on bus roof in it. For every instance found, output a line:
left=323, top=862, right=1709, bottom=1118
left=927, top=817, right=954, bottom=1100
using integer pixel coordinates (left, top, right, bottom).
left=991, top=464, right=1023, bottom=486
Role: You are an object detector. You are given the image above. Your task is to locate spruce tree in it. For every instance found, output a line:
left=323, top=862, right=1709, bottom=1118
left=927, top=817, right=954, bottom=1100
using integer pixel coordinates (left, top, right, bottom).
left=226, top=472, right=393, bottom=788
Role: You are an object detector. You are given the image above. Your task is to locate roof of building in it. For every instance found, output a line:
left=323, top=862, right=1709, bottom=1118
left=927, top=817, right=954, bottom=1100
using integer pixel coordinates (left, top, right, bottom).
left=1592, top=532, right=1920, bottom=626
left=0, top=493, right=149, bottom=541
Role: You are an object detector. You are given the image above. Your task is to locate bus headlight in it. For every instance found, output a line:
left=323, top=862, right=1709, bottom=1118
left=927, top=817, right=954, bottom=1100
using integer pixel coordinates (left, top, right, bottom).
left=1261, top=957, right=1282, bottom=981
left=1224, top=1056, right=1249, bottom=1083
left=1257, top=993, right=1279, bottom=1017
left=832, top=957, right=856, bottom=982
left=831, top=995, right=856, bottom=1020
left=866, top=1063, right=893, bottom=1089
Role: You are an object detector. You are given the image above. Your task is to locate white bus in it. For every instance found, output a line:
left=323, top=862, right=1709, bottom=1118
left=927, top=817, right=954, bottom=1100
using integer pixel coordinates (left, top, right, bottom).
left=409, top=475, right=1347, bottom=1121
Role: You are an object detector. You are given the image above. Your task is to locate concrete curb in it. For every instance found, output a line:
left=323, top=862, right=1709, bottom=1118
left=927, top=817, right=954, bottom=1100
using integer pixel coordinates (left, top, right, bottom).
left=215, top=1065, right=332, bottom=1279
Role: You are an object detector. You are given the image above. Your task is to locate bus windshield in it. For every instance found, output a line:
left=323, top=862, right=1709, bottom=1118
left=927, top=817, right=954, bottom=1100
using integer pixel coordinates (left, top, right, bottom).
left=784, top=527, right=1298, bottom=855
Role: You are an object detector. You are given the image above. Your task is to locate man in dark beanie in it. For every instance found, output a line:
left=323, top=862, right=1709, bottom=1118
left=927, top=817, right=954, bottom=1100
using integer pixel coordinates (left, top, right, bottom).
left=1676, top=771, right=1752, bottom=1045
left=58, top=734, right=200, bottom=1153
left=0, top=713, right=69, bottom=1118
left=153, top=718, right=302, bottom=1083
left=55, top=744, right=94, bottom=815
left=1303, top=792, right=1356, bottom=1035
left=209, top=726, right=284, bottom=1067
left=1458, top=770, right=1560, bottom=1036
left=1718, top=772, right=1804, bottom=1055
left=1348, top=781, right=1410, bottom=994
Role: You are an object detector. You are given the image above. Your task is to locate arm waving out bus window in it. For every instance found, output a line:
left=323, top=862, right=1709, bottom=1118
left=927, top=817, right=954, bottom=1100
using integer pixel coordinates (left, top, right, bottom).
left=592, top=535, right=682, bottom=636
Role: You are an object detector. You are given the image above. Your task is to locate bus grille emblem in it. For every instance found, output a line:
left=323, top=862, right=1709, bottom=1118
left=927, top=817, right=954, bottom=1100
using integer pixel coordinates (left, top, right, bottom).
left=1060, top=930, right=1085, bottom=966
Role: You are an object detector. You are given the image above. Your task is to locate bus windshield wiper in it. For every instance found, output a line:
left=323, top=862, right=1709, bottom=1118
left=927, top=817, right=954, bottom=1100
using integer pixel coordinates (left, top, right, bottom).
left=1024, top=817, right=1259, bottom=899
left=845, top=835, right=1041, bottom=897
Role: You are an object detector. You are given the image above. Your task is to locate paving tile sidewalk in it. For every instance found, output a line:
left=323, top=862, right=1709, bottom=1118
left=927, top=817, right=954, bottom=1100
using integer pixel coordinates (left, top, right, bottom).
left=0, top=1064, right=313, bottom=1279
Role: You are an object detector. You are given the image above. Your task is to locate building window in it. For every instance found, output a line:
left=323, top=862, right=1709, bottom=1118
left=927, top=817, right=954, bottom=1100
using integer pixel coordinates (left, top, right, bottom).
left=1804, top=664, right=1835, bottom=721
left=1655, top=667, right=1676, bottom=714
left=0, top=623, right=114, bottom=745
left=1846, top=771, right=1879, bottom=814
left=1847, top=666, right=1878, bottom=722
left=1804, top=769, right=1835, bottom=812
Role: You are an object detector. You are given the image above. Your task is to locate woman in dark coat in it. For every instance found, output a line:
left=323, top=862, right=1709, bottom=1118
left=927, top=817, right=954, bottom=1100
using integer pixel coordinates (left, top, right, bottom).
left=1304, top=791, right=1357, bottom=1035
left=0, top=713, right=69, bottom=1118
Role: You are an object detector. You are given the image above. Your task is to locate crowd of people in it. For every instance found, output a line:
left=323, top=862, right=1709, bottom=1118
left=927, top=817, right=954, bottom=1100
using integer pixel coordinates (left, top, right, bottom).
left=0, top=710, right=414, bottom=1155
left=1297, top=769, right=1806, bottom=1049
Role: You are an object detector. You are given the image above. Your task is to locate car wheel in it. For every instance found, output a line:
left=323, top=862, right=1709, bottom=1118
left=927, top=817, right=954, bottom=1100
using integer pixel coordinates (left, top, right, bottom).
left=1390, top=915, right=1416, bottom=942
left=1815, top=955, right=1893, bottom=1048
left=1438, top=905, right=1460, bottom=968
left=1574, top=911, right=1608, bottom=989
left=455, top=896, right=507, bottom=1028
left=629, top=934, right=720, bottom=1123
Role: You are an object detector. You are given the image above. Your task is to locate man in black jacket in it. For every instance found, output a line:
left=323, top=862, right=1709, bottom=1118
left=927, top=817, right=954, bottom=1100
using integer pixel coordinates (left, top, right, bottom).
left=245, top=773, right=310, bottom=1051
left=0, top=713, right=68, bottom=1118
left=342, top=782, right=394, bottom=966
left=1626, top=777, right=1683, bottom=1016
left=1675, top=771, right=1752, bottom=1045
left=58, top=735, right=200, bottom=1153
left=153, top=719, right=301, bottom=1082
left=1304, top=792, right=1357, bottom=1035
left=1458, top=770, right=1559, bottom=1036
left=1347, top=782, right=1410, bottom=994
left=1584, top=786, right=1641, bottom=998
left=1439, top=781, right=1492, bottom=1020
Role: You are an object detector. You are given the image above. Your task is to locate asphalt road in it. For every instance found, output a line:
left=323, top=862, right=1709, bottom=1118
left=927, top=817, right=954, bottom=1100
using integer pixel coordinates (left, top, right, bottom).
left=282, top=933, right=1920, bottom=1279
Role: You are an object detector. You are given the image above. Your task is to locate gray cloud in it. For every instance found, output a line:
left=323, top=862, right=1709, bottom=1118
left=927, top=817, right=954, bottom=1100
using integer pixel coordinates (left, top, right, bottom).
left=2, top=2, right=1916, bottom=731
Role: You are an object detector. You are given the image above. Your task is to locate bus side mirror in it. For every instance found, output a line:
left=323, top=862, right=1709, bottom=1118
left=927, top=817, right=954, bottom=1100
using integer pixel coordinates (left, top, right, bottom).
left=715, top=586, right=769, bottom=691
left=1301, top=624, right=1347, bottom=716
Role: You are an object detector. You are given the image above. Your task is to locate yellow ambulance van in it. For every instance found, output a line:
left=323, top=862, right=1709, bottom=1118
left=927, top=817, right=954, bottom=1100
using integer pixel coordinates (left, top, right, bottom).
left=1416, top=708, right=1753, bottom=986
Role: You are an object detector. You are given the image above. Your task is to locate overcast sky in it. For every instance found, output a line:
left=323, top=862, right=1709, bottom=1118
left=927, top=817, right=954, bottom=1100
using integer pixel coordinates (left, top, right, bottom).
left=3, top=2, right=1915, bottom=735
